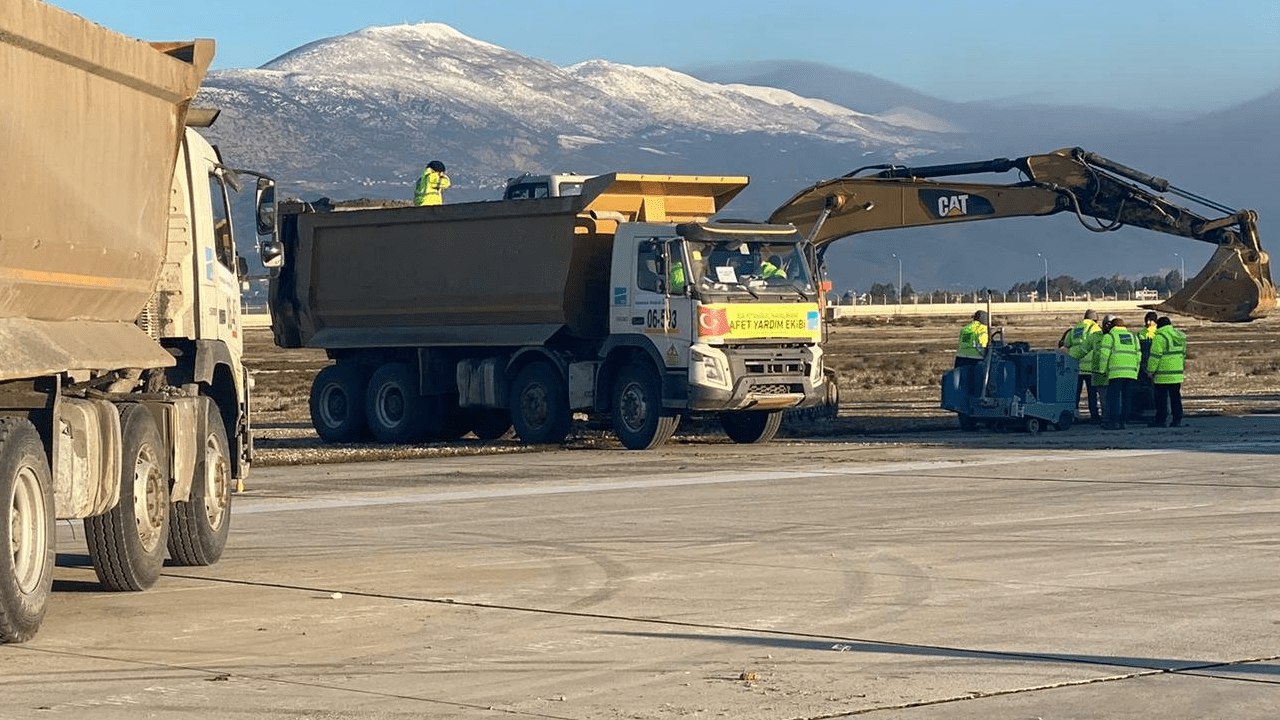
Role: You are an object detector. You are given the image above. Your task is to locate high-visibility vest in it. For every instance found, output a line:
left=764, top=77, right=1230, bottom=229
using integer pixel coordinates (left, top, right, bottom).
left=760, top=260, right=785, bottom=278
left=1099, top=328, right=1140, bottom=381
left=1064, top=319, right=1100, bottom=364
left=414, top=168, right=451, bottom=206
left=956, top=320, right=988, bottom=358
left=1146, top=325, right=1186, bottom=384
left=1083, top=327, right=1107, bottom=381
left=669, top=262, right=686, bottom=293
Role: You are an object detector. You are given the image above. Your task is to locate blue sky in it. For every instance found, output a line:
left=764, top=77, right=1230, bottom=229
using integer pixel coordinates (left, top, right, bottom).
left=48, top=0, right=1280, bottom=111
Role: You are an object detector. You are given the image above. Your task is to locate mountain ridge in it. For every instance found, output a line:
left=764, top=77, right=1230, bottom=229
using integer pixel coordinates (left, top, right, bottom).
left=200, top=23, right=1278, bottom=294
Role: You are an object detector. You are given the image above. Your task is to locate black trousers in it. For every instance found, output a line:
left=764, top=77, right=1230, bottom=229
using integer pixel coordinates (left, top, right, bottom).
left=1105, top=378, right=1133, bottom=428
left=1152, top=383, right=1183, bottom=425
left=1076, top=373, right=1101, bottom=419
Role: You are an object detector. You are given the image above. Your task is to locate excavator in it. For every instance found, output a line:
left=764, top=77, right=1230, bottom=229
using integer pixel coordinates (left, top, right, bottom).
left=769, top=147, right=1274, bottom=323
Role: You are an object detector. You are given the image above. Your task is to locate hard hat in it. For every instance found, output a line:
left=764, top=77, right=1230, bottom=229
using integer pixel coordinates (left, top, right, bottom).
left=1084, top=309, right=1097, bottom=320
left=427, top=160, right=446, bottom=172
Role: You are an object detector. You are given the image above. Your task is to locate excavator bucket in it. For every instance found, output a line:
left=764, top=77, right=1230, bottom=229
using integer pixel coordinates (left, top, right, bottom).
left=1149, top=244, right=1276, bottom=322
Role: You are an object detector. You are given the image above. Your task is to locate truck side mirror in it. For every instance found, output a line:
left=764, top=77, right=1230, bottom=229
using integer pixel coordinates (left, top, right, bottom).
left=255, top=177, right=283, bottom=268
left=255, top=177, right=277, bottom=236
left=260, top=239, right=284, bottom=269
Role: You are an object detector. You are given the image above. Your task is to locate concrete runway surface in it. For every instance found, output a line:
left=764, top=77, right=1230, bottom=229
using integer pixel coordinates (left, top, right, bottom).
left=4, top=415, right=1279, bottom=719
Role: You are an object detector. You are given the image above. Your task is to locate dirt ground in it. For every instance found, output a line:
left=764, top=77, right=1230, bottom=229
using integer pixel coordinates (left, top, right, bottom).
left=243, top=311, right=1280, bottom=466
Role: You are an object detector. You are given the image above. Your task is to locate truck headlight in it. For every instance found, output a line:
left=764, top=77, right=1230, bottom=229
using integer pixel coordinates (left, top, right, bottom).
left=690, top=345, right=731, bottom=389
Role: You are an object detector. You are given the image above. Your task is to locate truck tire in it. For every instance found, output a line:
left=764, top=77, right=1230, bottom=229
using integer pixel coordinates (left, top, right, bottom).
left=510, top=362, right=571, bottom=445
left=168, top=402, right=231, bottom=566
left=0, top=418, right=54, bottom=644
left=85, top=404, right=171, bottom=592
left=720, top=410, right=783, bottom=444
left=365, top=363, right=430, bottom=444
left=612, top=364, right=679, bottom=450
left=310, top=364, right=369, bottom=443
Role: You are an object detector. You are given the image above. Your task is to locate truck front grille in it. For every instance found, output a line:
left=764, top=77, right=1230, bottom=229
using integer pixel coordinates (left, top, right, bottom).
left=752, top=383, right=798, bottom=395
left=744, top=360, right=805, bottom=375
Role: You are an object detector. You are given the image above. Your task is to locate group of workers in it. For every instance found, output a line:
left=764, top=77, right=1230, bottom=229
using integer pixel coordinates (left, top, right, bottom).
left=956, top=308, right=1187, bottom=430
left=1061, top=309, right=1187, bottom=429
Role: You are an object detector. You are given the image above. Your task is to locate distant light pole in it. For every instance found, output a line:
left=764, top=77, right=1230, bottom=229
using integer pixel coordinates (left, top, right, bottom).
left=1037, top=252, right=1049, bottom=306
left=891, top=253, right=902, bottom=305
left=1174, top=252, right=1185, bottom=291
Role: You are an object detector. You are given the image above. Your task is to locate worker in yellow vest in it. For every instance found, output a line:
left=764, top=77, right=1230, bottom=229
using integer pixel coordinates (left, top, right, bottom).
left=413, top=160, right=451, bottom=206
left=1084, top=314, right=1114, bottom=419
left=1146, top=316, right=1187, bottom=427
left=955, top=310, right=989, bottom=368
left=1097, top=316, right=1140, bottom=429
left=1062, top=309, right=1102, bottom=422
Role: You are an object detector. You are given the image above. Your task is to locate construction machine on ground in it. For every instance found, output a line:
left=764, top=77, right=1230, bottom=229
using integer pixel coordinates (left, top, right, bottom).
left=769, top=147, right=1273, bottom=425
left=770, top=147, right=1274, bottom=323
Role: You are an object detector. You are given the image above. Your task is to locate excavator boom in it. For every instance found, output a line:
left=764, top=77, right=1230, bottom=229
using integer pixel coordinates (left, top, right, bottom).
left=770, top=147, right=1274, bottom=322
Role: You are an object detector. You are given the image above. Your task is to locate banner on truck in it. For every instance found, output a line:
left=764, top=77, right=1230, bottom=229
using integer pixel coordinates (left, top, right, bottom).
left=697, top=303, right=821, bottom=342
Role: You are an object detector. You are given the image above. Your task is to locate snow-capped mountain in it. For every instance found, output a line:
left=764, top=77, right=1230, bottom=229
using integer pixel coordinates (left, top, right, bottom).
left=202, top=24, right=1279, bottom=294
left=197, top=23, right=959, bottom=207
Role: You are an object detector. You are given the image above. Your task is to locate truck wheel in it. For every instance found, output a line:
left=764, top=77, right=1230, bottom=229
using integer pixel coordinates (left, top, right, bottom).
left=719, top=410, right=783, bottom=444
left=613, top=365, right=678, bottom=450
left=168, top=402, right=231, bottom=566
left=85, top=404, right=171, bottom=592
left=1025, top=417, right=1042, bottom=436
left=309, top=364, right=369, bottom=443
left=510, top=362, right=571, bottom=445
left=819, top=368, right=841, bottom=420
left=365, top=363, right=430, bottom=444
left=0, top=418, right=54, bottom=644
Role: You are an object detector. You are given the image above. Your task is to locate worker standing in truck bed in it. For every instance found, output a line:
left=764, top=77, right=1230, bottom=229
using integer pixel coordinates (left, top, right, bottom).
left=414, top=160, right=450, bottom=206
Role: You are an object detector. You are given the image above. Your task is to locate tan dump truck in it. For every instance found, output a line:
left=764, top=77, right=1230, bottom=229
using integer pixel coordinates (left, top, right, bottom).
left=265, top=174, right=828, bottom=449
left=1, top=0, right=276, bottom=642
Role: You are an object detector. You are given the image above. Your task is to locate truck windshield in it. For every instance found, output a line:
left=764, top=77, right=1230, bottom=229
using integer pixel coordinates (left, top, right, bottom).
left=685, top=239, right=814, bottom=299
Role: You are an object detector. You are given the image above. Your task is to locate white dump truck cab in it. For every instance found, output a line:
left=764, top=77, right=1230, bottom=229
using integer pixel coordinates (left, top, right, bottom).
left=601, top=220, right=826, bottom=448
left=503, top=173, right=592, bottom=200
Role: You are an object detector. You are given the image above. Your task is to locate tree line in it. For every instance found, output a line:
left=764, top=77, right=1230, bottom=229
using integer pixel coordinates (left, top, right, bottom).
left=856, top=270, right=1184, bottom=304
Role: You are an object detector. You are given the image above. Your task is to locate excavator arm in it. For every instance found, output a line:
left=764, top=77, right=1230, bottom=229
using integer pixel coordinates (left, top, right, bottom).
left=769, top=147, right=1274, bottom=322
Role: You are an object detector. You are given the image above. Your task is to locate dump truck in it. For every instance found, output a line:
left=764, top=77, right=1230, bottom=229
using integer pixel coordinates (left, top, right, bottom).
left=265, top=174, right=828, bottom=450
left=1, top=0, right=275, bottom=642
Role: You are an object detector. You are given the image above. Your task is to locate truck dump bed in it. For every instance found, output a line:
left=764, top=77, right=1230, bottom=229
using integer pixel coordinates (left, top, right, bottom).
left=0, top=0, right=211, bottom=379
left=270, top=174, right=746, bottom=349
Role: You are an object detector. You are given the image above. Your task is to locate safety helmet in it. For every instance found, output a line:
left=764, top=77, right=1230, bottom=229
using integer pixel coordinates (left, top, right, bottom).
left=1083, top=309, right=1097, bottom=321
left=427, top=160, right=446, bottom=172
